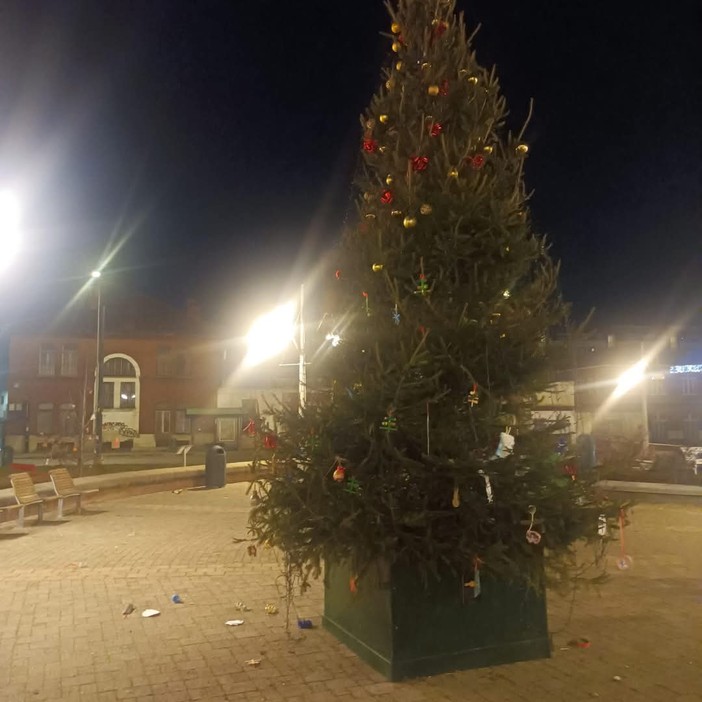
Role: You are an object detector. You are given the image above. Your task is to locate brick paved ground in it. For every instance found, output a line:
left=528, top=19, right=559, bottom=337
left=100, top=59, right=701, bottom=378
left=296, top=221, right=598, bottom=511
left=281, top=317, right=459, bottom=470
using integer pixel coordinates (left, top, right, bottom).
left=1, top=484, right=701, bottom=701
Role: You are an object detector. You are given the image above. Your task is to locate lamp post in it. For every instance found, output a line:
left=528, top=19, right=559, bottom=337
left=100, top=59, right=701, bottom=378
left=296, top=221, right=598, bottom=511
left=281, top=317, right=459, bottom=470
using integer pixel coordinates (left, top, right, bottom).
left=0, top=190, right=20, bottom=465
left=90, top=270, right=104, bottom=465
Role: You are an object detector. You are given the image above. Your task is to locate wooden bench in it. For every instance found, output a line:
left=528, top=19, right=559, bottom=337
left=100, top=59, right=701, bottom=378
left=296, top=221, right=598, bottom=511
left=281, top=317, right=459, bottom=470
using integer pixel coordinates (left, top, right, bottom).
left=49, top=468, right=99, bottom=518
left=10, top=473, right=59, bottom=527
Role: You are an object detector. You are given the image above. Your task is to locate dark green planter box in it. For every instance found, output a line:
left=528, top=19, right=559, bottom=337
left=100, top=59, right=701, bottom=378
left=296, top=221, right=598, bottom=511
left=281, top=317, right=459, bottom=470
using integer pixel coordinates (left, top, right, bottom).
left=323, top=559, right=550, bottom=681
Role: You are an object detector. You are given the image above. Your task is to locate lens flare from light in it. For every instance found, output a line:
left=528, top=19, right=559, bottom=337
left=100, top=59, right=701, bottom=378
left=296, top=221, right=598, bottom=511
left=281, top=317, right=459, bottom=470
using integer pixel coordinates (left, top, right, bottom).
left=0, top=190, right=21, bottom=272
left=612, top=359, right=647, bottom=399
left=243, top=301, right=296, bottom=367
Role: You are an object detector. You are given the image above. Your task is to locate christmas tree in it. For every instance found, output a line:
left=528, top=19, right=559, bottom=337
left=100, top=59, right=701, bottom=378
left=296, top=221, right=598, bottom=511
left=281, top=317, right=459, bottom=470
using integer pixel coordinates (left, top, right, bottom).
left=249, top=0, right=617, bottom=593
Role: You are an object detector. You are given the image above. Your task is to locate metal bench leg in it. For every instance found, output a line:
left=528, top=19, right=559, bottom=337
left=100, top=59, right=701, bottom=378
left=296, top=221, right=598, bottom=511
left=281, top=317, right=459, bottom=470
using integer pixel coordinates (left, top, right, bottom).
left=77, top=494, right=83, bottom=515
left=37, top=503, right=43, bottom=523
left=57, top=498, right=64, bottom=520
left=18, top=506, right=25, bottom=529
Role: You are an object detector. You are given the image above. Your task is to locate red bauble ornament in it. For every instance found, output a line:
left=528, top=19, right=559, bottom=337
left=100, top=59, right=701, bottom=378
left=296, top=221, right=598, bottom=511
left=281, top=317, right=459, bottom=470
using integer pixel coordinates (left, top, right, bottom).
left=433, top=21, right=448, bottom=38
left=380, top=189, right=394, bottom=204
left=362, top=138, right=378, bottom=153
left=429, top=122, right=443, bottom=137
left=470, top=154, right=485, bottom=170
left=439, top=79, right=449, bottom=96
left=411, top=156, right=430, bottom=171
left=333, top=465, right=346, bottom=482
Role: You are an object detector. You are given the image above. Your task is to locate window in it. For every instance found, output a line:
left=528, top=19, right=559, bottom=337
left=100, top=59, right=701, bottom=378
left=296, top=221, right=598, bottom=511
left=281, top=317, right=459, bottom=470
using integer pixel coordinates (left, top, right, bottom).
left=682, top=377, right=696, bottom=395
left=648, top=378, right=665, bottom=396
left=157, top=347, right=174, bottom=377
left=59, top=403, right=77, bottom=435
left=650, top=413, right=667, bottom=443
left=37, top=403, right=54, bottom=434
left=120, top=382, right=136, bottom=409
left=104, top=357, right=136, bottom=377
left=60, top=345, right=79, bottom=377
left=683, top=413, right=699, bottom=443
left=38, top=345, right=56, bottom=376
left=155, top=410, right=171, bottom=434
left=101, top=382, right=115, bottom=409
left=174, top=410, right=191, bottom=434
left=174, top=352, right=190, bottom=377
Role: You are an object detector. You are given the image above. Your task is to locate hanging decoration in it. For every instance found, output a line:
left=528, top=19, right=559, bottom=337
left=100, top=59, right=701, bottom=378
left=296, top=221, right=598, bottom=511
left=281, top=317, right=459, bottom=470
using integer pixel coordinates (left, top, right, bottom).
left=390, top=22, right=401, bottom=34
left=468, top=154, right=486, bottom=170
left=385, top=174, right=393, bottom=185
left=379, top=114, right=389, bottom=124
left=263, top=433, right=277, bottom=450
left=597, top=514, right=607, bottom=537
left=372, top=263, right=384, bottom=272
left=411, top=155, right=430, bottom=171
left=361, top=291, right=370, bottom=316
left=439, top=79, right=449, bottom=96
left=495, top=428, right=514, bottom=458
left=467, top=383, right=479, bottom=406
left=391, top=209, right=403, bottom=217
left=427, top=85, right=440, bottom=96
left=242, top=419, right=257, bottom=436
left=403, top=215, right=417, bottom=229
left=419, top=203, right=433, bottom=215
left=414, top=258, right=429, bottom=295
left=335, top=269, right=341, bottom=279
left=332, top=463, right=346, bottom=482
left=392, top=304, right=400, bottom=325
left=525, top=505, right=542, bottom=545
left=467, top=75, right=479, bottom=85
left=380, top=190, right=394, bottom=204
left=463, top=557, right=482, bottom=599
left=362, top=138, right=378, bottom=153
left=617, top=508, right=632, bottom=570
left=380, top=409, right=398, bottom=432
left=483, top=145, right=494, bottom=154
left=451, top=485, right=460, bottom=508
left=345, top=477, right=361, bottom=495
left=429, top=121, right=443, bottom=136
left=515, top=143, right=529, bottom=155
left=432, top=19, right=449, bottom=38
left=477, top=469, right=494, bottom=503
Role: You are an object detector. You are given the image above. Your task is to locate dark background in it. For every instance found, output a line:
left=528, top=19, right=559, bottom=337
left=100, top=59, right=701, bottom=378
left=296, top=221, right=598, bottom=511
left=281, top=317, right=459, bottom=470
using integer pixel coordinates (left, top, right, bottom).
left=0, top=0, right=700, bottom=334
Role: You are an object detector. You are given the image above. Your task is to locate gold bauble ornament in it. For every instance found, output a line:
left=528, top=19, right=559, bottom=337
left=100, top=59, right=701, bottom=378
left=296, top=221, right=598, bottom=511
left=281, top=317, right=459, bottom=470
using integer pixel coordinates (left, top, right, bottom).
left=385, top=174, right=393, bottom=185
left=421, top=62, right=431, bottom=70
left=459, top=68, right=469, bottom=77
left=386, top=79, right=395, bottom=90
left=391, top=209, right=403, bottom=217
left=516, top=144, right=529, bottom=155
left=395, top=61, right=403, bottom=71
left=363, top=192, right=372, bottom=202
left=392, top=41, right=401, bottom=53
left=420, top=203, right=433, bottom=215
left=379, top=114, right=389, bottom=124
left=403, top=215, right=417, bottom=229
left=427, top=85, right=440, bottom=96
left=467, top=76, right=479, bottom=85
left=372, top=264, right=384, bottom=272
left=448, top=167, right=459, bottom=178
left=483, top=145, right=494, bottom=154
left=391, top=22, right=401, bottom=34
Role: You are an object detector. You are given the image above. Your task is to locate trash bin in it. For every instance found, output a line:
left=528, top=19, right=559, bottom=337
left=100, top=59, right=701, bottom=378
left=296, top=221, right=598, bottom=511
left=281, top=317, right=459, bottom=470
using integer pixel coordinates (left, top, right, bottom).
left=1, top=445, right=14, bottom=467
left=205, top=445, right=227, bottom=488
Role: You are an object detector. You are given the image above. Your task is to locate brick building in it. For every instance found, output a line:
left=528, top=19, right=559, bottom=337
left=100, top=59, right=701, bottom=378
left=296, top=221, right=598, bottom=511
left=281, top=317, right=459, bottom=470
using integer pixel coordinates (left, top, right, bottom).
left=0, top=296, right=234, bottom=453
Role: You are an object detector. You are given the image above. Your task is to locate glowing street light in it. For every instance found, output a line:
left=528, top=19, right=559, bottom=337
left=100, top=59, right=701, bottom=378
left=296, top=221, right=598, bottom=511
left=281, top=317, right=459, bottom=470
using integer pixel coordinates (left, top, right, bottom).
left=612, top=354, right=650, bottom=452
left=0, top=189, right=21, bottom=272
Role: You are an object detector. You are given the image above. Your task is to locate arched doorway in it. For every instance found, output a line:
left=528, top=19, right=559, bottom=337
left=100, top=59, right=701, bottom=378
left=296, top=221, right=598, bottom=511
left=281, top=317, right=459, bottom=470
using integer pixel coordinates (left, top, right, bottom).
left=101, top=353, right=141, bottom=439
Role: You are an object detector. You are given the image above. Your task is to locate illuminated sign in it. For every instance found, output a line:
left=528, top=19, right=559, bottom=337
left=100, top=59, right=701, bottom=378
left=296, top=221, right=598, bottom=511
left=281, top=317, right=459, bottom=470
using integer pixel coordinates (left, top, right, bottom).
left=669, top=364, right=702, bottom=374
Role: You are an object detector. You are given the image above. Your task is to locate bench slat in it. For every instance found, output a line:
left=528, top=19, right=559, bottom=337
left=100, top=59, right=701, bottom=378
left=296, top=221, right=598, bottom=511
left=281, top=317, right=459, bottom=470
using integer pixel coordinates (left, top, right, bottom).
left=10, top=474, right=42, bottom=506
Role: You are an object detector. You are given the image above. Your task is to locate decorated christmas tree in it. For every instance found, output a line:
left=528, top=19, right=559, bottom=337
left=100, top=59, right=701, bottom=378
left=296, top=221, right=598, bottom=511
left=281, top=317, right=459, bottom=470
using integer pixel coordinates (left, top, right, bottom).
left=249, top=0, right=617, bottom=601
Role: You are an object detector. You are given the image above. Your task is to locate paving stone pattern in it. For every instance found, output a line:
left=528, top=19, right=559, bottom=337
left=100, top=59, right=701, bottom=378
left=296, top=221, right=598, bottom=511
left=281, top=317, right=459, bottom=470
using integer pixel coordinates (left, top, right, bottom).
left=1, top=484, right=701, bottom=701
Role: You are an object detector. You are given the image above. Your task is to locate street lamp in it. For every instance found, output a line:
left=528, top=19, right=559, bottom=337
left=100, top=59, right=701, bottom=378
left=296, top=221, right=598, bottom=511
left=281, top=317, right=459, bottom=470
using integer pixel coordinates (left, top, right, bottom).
left=244, top=285, right=307, bottom=412
left=0, top=189, right=21, bottom=272
left=90, top=270, right=105, bottom=464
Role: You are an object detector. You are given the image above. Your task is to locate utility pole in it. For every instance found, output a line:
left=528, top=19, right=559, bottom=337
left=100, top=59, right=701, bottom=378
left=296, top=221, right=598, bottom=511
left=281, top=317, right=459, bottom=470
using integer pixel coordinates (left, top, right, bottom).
left=92, top=274, right=104, bottom=466
left=298, top=283, right=306, bottom=413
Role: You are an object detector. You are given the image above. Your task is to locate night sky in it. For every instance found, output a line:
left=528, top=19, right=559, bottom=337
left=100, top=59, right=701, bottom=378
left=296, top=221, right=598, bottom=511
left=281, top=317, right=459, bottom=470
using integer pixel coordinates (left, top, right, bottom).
left=1, top=0, right=700, bottom=333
